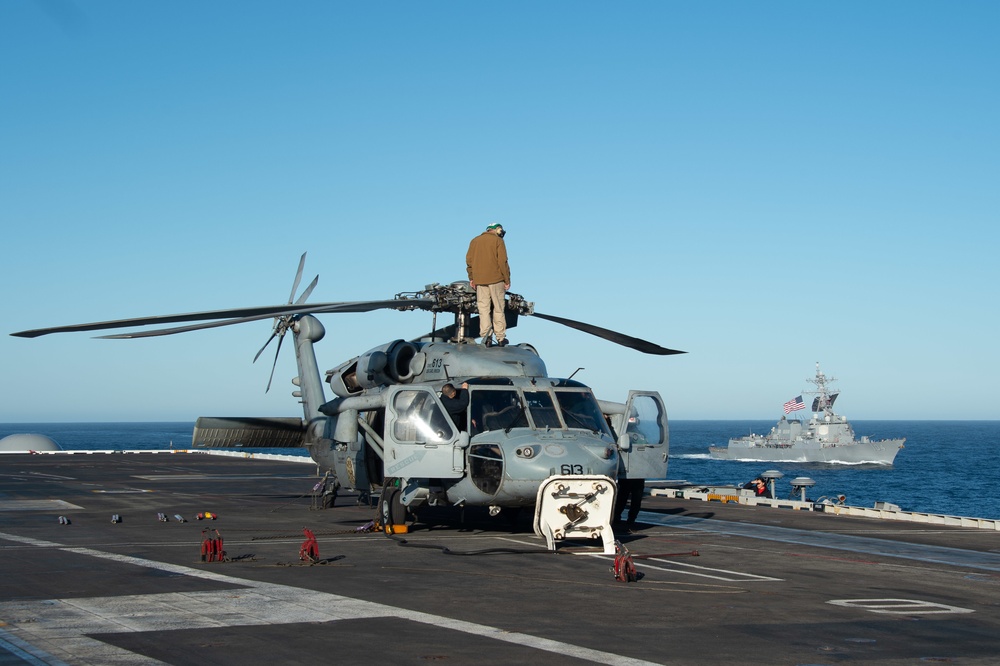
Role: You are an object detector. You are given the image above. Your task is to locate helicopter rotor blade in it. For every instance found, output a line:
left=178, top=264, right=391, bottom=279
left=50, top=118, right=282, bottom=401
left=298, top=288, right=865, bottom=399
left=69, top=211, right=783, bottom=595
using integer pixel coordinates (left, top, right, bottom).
left=12, top=304, right=338, bottom=338
left=253, top=330, right=278, bottom=363
left=288, top=252, right=307, bottom=305
left=309, top=299, right=435, bottom=314
left=82, top=299, right=438, bottom=339
left=97, top=315, right=289, bottom=339
left=295, top=275, right=319, bottom=305
left=265, top=333, right=285, bottom=393
left=13, top=298, right=437, bottom=339
left=530, top=311, right=685, bottom=356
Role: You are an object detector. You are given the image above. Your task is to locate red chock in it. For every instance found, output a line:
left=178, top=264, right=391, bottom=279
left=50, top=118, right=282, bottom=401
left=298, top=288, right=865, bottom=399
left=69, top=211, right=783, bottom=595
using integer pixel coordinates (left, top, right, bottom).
left=299, top=527, right=319, bottom=563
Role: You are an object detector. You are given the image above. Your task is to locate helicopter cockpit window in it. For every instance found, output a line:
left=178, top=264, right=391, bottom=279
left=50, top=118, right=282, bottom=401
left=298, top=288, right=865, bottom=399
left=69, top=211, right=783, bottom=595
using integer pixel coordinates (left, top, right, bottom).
left=522, top=390, right=561, bottom=429
left=392, top=390, right=454, bottom=443
left=555, top=390, right=613, bottom=437
left=470, top=389, right=527, bottom=435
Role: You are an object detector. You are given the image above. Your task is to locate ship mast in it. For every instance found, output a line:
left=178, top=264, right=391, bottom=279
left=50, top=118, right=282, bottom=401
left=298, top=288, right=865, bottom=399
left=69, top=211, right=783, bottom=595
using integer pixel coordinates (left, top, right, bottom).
left=804, top=362, right=838, bottom=417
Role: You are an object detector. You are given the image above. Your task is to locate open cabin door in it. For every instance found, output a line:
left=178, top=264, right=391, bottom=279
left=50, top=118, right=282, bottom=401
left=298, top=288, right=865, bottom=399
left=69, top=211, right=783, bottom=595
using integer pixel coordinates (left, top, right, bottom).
left=617, top=391, right=669, bottom=480
left=384, top=386, right=468, bottom=479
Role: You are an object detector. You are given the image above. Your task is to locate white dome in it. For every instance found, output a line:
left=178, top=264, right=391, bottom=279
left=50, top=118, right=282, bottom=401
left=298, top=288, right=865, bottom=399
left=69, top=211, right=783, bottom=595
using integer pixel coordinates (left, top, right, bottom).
left=0, top=433, right=61, bottom=452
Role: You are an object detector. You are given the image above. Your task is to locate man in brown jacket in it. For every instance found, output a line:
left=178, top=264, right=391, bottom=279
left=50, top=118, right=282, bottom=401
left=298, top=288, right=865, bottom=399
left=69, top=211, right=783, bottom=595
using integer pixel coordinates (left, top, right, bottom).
left=465, top=223, right=510, bottom=347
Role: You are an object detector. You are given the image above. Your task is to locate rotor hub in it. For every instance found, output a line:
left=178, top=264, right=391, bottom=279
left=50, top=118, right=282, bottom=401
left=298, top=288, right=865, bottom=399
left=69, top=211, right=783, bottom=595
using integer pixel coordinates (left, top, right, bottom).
left=394, top=282, right=534, bottom=317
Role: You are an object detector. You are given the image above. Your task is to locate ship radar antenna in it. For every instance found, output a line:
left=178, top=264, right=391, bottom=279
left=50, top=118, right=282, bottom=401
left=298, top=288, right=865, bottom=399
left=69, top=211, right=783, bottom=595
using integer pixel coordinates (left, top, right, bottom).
left=805, top=362, right=838, bottom=416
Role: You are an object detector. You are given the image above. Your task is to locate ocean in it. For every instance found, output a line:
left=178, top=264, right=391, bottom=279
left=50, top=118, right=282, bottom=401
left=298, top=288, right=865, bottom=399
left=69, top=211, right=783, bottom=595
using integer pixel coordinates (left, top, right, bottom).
left=668, top=420, right=1000, bottom=520
left=2, top=420, right=998, bottom=520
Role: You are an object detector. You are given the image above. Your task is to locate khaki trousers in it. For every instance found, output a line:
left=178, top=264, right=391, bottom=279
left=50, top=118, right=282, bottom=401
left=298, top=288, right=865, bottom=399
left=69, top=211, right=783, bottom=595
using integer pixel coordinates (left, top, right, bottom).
left=476, top=282, right=507, bottom=341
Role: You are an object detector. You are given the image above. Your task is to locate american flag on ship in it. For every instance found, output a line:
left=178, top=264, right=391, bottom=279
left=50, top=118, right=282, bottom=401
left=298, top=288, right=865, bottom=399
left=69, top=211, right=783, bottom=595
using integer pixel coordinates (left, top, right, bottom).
left=783, top=395, right=805, bottom=414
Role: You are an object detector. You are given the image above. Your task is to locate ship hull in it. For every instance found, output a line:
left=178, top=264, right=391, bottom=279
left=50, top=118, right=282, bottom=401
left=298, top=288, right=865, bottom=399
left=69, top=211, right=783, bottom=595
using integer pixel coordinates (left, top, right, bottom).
left=709, top=438, right=904, bottom=464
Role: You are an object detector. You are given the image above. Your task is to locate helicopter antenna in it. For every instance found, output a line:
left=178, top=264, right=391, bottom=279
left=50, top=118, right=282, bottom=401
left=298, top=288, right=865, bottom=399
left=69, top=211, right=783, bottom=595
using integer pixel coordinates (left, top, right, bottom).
left=568, top=367, right=585, bottom=380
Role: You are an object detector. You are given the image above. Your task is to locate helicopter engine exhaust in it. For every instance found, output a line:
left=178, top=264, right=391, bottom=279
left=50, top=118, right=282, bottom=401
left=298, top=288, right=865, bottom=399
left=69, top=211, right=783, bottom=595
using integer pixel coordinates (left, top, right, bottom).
left=327, top=340, right=421, bottom=397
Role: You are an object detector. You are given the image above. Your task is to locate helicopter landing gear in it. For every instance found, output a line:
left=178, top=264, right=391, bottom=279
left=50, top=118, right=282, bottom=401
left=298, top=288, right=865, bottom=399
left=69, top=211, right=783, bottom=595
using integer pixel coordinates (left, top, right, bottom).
left=380, top=479, right=408, bottom=534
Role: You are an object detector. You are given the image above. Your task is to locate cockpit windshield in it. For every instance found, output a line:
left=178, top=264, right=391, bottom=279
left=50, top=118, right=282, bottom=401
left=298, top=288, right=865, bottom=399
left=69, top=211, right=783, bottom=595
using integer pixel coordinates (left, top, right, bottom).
left=554, top=390, right=612, bottom=436
left=468, top=386, right=612, bottom=437
left=470, top=389, right=528, bottom=435
left=522, top=390, right=561, bottom=428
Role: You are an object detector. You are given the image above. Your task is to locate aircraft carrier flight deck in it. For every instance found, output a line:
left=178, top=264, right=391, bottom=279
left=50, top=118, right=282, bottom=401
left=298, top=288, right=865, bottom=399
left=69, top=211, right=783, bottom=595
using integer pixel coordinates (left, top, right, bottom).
left=2, top=451, right=1000, bottom=665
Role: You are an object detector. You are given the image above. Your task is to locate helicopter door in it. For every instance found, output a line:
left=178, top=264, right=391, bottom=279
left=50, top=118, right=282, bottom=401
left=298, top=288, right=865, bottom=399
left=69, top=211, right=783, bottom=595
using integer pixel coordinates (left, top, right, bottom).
left=384, top=386, right=467, bottom=479
left=617, top=391, right=669, bottom=480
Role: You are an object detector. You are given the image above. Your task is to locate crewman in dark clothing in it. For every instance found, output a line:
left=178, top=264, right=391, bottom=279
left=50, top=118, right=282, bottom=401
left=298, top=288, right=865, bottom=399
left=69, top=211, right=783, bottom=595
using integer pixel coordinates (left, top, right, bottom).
left=440, top=382, right=470, bottom=431
left=615, top=477, right=645, bottom=531
left=743, top=477, right=771, bottom=498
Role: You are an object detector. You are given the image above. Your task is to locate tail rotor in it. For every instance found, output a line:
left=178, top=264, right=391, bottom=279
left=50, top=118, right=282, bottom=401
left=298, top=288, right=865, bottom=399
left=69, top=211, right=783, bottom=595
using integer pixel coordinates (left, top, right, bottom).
left=254, top=253, right=319, bottom=392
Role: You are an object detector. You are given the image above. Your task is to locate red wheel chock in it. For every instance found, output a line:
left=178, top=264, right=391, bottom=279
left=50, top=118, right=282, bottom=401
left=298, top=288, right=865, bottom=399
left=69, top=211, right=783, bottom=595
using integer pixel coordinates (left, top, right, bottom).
left=201, top=529, right=226, bottom=562
left=299, top=527, right=319, bottom=563
left=613, top=540, right=638, bottom=583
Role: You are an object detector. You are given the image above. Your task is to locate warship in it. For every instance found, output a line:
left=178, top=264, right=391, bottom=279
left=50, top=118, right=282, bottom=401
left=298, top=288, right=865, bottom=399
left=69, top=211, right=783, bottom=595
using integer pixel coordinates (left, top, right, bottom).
left=709, top=363, right=905, bottom=464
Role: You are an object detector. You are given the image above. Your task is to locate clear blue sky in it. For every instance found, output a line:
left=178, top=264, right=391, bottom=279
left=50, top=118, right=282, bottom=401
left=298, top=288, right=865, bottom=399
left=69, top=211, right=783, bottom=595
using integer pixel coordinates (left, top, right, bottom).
left=2, top=1, right=997, bottom=422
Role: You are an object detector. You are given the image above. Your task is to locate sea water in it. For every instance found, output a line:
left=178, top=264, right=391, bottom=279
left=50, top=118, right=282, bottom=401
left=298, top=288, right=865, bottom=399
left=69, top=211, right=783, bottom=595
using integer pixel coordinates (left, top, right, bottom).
left=2, top=420, right=999, bottom=520
left=669, top=420, right=1000, bottom=520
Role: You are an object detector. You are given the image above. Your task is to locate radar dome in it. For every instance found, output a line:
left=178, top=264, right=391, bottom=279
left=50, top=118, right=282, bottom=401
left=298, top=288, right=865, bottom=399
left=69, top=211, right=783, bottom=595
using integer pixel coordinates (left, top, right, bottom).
left=0, top=434, right=61, bottom=452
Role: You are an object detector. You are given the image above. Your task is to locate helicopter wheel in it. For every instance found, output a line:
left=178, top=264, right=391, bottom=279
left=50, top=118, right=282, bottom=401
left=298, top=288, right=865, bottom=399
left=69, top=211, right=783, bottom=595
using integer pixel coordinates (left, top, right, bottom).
left=381, top=480, right=407, bottom=533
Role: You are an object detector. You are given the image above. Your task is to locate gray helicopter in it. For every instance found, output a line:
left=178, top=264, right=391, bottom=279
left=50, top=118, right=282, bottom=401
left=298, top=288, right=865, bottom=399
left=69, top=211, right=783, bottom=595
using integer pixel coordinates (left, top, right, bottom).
left=12, top=255, right=684, bottom=542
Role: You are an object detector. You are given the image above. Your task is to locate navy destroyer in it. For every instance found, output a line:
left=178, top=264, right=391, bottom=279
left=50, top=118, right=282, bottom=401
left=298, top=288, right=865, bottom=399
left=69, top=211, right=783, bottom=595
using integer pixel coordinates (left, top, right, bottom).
left=709, top=363, right=905, bottom=464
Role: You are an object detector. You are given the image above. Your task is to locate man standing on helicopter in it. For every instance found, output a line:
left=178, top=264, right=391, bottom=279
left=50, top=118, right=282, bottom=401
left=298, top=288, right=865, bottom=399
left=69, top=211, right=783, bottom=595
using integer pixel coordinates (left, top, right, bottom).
left=466, top=223, right=511, bottom=347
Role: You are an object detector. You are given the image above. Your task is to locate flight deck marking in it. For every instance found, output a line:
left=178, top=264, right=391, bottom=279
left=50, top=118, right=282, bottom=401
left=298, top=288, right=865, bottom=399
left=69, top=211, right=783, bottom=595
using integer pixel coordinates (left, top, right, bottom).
left=0, top=499, right=84, bottom=511
left=640, top=511, right=1000, bottom=573
left=0, top=627, right=68, bottom=666
left=584, top=553, right=782, bottom=582
left=643, top=559, right=782, bottom=582
left=25, top=472, right=77, bottom=480
left=0, top=532, right=661, bottom=666
left=827, top=598, right=974, bottom=615
left=499, top=536, right=779, bottom=582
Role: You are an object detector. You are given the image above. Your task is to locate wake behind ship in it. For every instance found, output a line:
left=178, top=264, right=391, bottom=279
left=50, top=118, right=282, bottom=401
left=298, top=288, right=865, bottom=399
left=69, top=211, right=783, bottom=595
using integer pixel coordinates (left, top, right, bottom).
left=709, top=363, right=905, bottom=464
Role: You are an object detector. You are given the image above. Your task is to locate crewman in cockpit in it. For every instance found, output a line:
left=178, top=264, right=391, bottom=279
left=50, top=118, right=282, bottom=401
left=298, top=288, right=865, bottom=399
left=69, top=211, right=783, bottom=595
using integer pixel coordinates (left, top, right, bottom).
left=440, top=382, right=470, bottom=431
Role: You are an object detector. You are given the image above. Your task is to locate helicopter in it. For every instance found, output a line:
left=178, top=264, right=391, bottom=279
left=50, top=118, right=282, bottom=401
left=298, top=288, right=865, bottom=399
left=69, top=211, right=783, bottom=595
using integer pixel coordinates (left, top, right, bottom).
left=12, top=254, right=685, bottom=546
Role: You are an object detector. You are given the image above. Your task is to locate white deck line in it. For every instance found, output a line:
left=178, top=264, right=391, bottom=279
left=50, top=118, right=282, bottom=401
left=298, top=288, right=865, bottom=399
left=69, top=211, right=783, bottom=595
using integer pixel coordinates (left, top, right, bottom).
left=0, top=532, right=662, bottom=666
left=0, top=449, right=314, bottom=464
